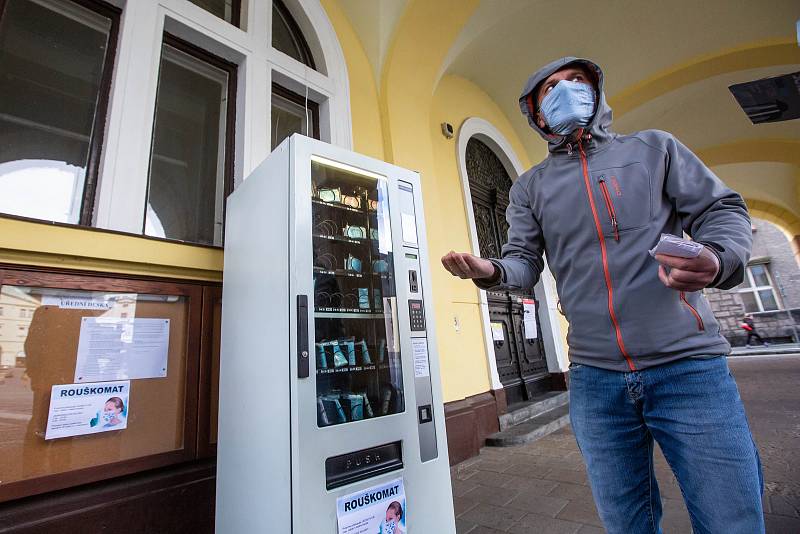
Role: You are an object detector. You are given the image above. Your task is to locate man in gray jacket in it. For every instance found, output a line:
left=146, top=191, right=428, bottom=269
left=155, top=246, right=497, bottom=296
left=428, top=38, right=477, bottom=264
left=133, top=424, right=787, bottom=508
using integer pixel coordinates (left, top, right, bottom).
left=442, top=57, right=763, bottom=534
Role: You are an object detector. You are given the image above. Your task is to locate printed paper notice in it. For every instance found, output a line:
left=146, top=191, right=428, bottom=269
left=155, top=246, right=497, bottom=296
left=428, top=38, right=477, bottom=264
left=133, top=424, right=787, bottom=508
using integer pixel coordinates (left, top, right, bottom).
left=74, top=318, right=170, bottom=382
left=401, top=213, right=418, bottom=245
left=337, top=477, right=406, bottom=534
left=412, top=338, right=430, bottom=378
left=523, top=299, right=538, bottom=339
left=490, top=322, right=505, bottom=341
left=45, top=381, right=130, bottom=440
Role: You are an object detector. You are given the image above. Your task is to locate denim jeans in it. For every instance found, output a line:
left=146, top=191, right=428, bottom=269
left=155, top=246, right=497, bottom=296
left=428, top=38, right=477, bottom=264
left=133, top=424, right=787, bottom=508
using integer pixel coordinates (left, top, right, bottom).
left=569, top=356, right=764, bottom=534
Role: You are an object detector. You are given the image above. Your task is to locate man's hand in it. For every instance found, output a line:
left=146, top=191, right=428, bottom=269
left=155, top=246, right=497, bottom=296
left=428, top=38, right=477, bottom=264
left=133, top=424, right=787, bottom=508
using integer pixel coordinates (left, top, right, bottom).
left=656, top=246, right=720, bottom=292
left=441, top=251, right=495, bottom=280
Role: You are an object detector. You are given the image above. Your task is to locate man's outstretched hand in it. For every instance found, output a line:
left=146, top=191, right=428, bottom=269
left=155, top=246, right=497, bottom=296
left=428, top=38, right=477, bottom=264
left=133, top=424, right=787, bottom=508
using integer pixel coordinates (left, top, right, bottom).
left=656, top=246, right=720, bottom=292
left=441, top=251, right=496, bottom=280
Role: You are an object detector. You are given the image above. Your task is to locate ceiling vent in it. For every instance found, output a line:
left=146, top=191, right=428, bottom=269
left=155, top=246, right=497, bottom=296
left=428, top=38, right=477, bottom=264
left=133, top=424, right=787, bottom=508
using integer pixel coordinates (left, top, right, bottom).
left=728, top=71, right=800, bottom=124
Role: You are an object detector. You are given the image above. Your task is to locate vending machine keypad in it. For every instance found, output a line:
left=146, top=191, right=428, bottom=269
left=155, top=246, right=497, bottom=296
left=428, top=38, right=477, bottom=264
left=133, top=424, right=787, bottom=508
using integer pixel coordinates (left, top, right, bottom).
left=408, top=299, right=426, bottom=331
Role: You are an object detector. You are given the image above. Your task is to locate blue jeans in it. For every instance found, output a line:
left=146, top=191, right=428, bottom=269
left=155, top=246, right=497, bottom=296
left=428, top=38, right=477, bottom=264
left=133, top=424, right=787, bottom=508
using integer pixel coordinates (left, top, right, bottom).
left=569, top=356, right=764, bottom=534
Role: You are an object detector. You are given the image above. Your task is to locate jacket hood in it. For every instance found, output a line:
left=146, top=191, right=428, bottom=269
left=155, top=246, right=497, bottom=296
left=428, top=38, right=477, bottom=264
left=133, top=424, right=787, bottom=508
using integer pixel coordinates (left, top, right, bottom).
left=518, top=57, right=614, bottom=152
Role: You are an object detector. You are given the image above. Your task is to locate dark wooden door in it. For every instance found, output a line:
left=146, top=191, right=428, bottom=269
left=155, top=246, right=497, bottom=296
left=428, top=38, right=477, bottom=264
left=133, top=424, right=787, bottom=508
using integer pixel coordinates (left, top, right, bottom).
left=466, top=139, right=549, bottom=405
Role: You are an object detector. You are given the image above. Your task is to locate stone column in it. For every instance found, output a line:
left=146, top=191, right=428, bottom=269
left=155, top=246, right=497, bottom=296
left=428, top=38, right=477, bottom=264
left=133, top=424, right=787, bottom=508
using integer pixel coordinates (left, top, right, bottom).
left=792, top=236, right=800, bottom=267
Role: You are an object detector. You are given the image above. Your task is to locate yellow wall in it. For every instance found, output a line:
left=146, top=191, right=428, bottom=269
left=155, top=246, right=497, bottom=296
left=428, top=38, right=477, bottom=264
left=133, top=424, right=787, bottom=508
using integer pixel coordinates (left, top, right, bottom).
left=0, top=217, right=223, bottom=281
left=428, top=75, right=533, bottom=401
left=319, top=0, right=385, bottom=161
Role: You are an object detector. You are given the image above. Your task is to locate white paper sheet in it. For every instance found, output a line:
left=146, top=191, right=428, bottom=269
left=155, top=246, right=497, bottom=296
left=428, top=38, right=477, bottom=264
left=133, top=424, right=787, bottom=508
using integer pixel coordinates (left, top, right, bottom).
left=412, top=338, right=430, bottom=378
left=74, top=318, right=170, bottom=382
left=337, top=477, right=406, bottom=534
left=401, top=213, right=418, bottom=245
left=523, top=299, right=538, bottom=340
left=490, top=322, right=505, bottom=341
left=45, top=380, right=130, bottom=440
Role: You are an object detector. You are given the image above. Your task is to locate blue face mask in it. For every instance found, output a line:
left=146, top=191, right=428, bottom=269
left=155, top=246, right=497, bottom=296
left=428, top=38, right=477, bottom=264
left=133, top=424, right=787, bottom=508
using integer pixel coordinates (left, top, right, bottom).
left=539, top=80, right=596, bottom=135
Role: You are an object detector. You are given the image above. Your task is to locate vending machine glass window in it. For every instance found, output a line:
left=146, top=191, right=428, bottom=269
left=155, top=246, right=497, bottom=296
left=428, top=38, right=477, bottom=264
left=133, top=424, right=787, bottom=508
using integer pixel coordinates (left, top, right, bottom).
left=311, top=158, right=405, bottom=427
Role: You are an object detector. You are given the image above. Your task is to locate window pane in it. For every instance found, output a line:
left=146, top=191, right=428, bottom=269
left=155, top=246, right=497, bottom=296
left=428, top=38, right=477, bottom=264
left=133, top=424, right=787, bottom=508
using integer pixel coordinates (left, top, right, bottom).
left=271, top=91, right=310, bottom=150
left=186, top=0, right=237, bottom=25
left=758, top=290, right=778, bottom=311
left=272, top=1, right=314, bottom=68
left=750, top=264, right=770, bottom=287
left=145, top=44, right=230, bottom=246
left=0, top=0, right=112, bottom=224
left=739, top=292, right=759, bottom=313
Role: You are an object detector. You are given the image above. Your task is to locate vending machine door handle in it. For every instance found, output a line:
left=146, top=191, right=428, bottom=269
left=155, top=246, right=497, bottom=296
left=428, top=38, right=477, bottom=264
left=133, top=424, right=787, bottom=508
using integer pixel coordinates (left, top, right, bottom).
left=297, top=294, right=310, bottom=378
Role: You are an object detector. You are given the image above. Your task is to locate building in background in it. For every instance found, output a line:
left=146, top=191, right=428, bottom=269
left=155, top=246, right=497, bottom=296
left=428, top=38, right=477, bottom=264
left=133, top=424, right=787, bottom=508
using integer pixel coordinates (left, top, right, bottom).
left=0, top=0, right=798, bottom=531
left=706, top=218, right=800, bottom=346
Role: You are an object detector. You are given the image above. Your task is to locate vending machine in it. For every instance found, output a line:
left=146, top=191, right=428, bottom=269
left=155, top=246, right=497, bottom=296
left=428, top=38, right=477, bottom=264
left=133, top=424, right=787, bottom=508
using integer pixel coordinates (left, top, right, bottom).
left=216, top=135, right=456, bottom=533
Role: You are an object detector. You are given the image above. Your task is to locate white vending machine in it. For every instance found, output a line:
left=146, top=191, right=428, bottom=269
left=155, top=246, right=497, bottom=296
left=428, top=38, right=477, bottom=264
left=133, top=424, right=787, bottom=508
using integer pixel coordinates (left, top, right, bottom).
left=216, top=135, right=456, bottom=533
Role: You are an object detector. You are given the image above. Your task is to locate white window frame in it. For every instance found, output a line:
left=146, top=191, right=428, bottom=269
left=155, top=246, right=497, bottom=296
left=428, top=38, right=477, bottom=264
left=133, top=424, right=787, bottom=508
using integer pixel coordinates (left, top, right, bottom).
left=739, top=262, right=782, bottom=312
left=93, top=0, right=351, bottom=237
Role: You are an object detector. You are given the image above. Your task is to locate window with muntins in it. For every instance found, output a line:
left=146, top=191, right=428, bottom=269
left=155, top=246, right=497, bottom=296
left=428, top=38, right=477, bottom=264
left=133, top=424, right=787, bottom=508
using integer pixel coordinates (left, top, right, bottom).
left=186, top=0, right=240, bottom=27
left=272, top=0, right=316, bottom=69
left=0, top=0, right=119, bottom=226
left=144, top=35, right=237, bottom=247
left=738, top=263, right=781, bottom=313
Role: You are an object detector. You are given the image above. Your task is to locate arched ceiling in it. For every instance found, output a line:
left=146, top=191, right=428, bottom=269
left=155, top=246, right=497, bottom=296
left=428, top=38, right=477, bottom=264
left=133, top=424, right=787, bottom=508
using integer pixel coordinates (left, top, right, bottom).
left=337, top=0, right=800, bottom=231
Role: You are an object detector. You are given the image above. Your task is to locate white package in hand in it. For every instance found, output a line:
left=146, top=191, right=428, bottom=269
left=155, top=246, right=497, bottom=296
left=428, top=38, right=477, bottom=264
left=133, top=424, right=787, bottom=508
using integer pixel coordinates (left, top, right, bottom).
left=649, top=234, right=704, bottom=259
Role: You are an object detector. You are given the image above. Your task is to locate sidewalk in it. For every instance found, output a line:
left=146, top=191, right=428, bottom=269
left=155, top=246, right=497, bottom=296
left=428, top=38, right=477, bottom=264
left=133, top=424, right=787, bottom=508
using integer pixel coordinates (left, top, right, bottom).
left=730, top=342, right=800, bottom=356
left=450, top=354, right=800, bottom=533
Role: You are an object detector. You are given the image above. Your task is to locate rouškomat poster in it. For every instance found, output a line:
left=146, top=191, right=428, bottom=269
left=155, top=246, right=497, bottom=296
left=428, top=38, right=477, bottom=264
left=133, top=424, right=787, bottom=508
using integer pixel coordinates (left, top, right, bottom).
left=45, top=380, right=130, bottom=439
left=336, top=477, right=406, bottom=534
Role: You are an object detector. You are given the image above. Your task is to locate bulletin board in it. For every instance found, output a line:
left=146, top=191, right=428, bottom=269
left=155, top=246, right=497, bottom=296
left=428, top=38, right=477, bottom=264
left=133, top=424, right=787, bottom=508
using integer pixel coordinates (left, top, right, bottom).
left=0, top=269, right=202, bottom=502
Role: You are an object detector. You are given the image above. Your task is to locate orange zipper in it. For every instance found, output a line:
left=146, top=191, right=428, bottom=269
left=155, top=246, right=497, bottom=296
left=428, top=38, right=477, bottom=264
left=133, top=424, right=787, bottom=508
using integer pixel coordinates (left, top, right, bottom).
left=578, top=138, right=636, bottom=371
left=598, top=178, right=620, bottom=241
left=680, top=291, right=705, bottom=331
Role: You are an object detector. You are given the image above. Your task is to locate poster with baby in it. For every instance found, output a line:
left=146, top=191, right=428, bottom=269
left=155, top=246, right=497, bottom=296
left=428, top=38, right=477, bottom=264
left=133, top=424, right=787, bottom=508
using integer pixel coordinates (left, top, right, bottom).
left=336, top=477, right=406, bottom=534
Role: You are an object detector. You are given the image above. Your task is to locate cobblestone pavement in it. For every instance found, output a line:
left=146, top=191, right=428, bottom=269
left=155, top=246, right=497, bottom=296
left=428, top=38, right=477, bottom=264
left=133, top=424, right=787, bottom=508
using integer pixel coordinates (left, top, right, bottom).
left=450, top=354, right=800, bottom=533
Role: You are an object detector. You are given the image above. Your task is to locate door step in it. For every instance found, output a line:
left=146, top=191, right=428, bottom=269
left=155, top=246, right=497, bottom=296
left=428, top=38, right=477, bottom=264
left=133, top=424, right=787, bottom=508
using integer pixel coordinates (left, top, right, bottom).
left=487, top=392, right=570, bottom=447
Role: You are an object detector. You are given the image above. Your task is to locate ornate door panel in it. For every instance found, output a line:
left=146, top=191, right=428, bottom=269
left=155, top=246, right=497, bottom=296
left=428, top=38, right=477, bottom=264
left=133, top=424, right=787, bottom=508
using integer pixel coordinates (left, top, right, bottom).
left=466, top=138, right=549, bottom=405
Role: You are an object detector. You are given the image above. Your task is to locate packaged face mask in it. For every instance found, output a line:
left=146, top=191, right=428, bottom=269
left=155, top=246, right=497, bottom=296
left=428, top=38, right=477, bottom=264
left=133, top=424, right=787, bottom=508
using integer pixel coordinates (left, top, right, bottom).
left=358, top=339, right=372, bottom=364
left=362, top=393, right=374, bottom=418
left=345, top=254, right=362, bottom=273
left=344, top=225, right=367, bottom=239
left=339, top=337, right=356, bottom=366
left=358, top=288, right=370, bottom=309
left=318, top=187, right=341, bottom=203
left=331, top=342, right=348, bottom=368
left=540, top=79, right=596, bottom=135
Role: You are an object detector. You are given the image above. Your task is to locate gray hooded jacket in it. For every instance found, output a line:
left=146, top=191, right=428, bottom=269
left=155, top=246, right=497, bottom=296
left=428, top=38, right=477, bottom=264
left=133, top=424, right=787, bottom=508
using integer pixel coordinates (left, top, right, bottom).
left=477, top=57, right=752, bottom=371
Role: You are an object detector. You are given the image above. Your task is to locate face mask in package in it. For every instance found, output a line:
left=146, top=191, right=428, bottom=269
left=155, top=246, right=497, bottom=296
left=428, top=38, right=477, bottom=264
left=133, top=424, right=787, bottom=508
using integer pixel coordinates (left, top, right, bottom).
left=648, top=233, right=704, bottom=259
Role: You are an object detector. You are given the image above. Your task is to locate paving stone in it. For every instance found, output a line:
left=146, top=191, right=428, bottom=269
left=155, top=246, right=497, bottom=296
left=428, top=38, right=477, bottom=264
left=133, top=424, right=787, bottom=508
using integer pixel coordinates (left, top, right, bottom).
left=507, top=512, right=582, bottom=534
left=462, top=484, right=521, bottom=507
left=556, top=500, right=604, bottom=528
left=541, top=467, right=589, bottom=486
left=455, top=518, right=477, bottom=534
left=767, top=493, right=800, bottom=517
left=547, top=482, right=594, bottom=501
left=505, top=491, right=570, bottom=517
left=501, top=475, right=558, bottom=494
left=452, top=477, right=481, bottom=498
left=576, top=526, right=604, bottom=534
left=464, top=526, right=508, bottom=534
left=472, top=458, right=513, bottom=473
left=459, top=503, right=527, bottom=531
left=764, top=512, right=800, bottom=533
left=469, top=470, right=511, bottom=488
left=453, top=495, right=480, bottom=517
